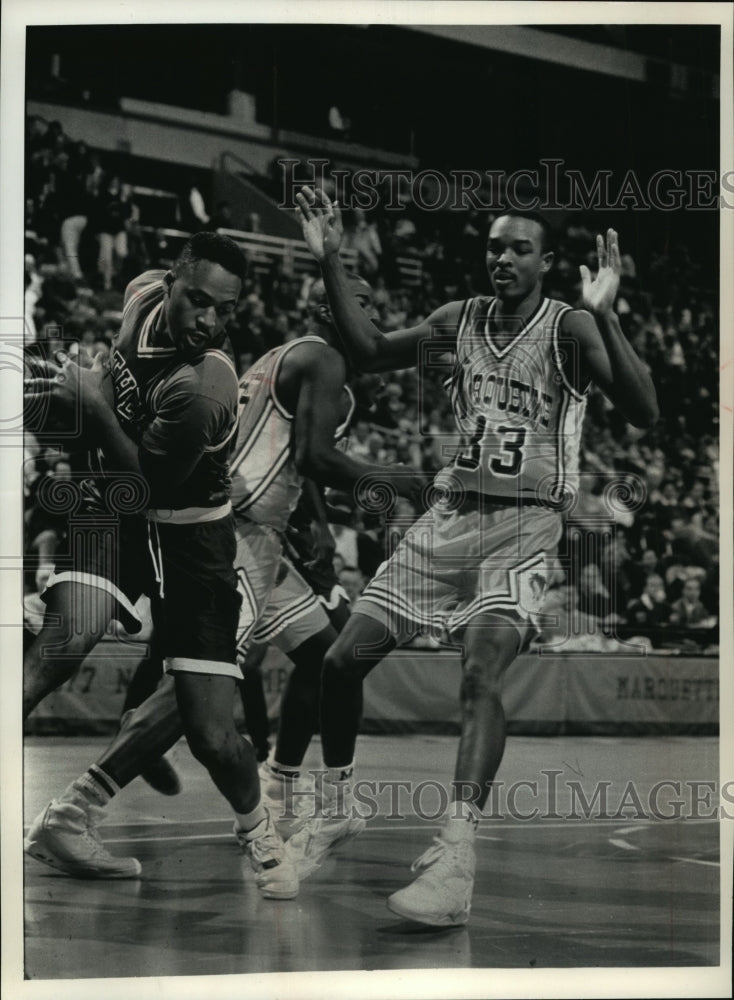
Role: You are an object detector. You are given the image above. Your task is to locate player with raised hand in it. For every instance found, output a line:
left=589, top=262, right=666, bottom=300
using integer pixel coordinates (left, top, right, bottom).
left=289, top=186, right=658, bottom=925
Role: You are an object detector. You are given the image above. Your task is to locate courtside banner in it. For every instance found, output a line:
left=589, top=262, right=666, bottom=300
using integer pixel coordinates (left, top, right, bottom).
left=25, top=642, right=718, bottom=736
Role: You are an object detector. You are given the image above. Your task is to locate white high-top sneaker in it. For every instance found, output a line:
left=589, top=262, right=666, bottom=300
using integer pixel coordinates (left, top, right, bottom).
left=387, top=828, right=476, bottom=926
left=234, top=807, right=299, bottom=900
left=284, top=779, right=365, bottom=880
left=24, top=799, right=142, bottom=879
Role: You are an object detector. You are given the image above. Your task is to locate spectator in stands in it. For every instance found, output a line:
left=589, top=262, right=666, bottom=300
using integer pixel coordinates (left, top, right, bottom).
left=342, top=208, right=382, bottom=277
left=54, top=148, right=90, bottom=280
left=347, top=419, right=372, bottom=460
left=25, top=456, right=72, bottom=595
left=24, top=255, right=44, bottom=343
left=576, top=563, right=614, bottom=621
left=681, top=478, right=709, bottom=516
left=626, top=548, right=661, bottom=596
left=669, top=579, right=716, bottom=629
left=625, top=574, right=672, bottom=629
left=95, top=175, right=133, bottom=291
left=371, top=382, right=405, bottom=431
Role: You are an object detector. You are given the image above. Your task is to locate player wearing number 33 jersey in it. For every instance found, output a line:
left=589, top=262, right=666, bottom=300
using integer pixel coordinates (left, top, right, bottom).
left=361, top=293, right=584, bottom=643
left=298, top=192, right=659, bottom=927
left=436, top=294, right=586, bottom=504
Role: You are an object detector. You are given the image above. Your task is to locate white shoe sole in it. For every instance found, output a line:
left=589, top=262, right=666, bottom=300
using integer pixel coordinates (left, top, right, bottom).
left=257, top=881, right=299, bottom=900
left=386, top=892, right=470, bottom=927
left=24, top=836, right=142, bottom=879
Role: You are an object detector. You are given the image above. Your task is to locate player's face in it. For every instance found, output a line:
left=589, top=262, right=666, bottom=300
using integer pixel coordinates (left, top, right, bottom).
left=485, top=216, right=552, bottom=301
left=165, top=260, right=241, bottom=358
left=352, top=287, right=378, bottom=322
left=321, top=282, right=377, bottom=325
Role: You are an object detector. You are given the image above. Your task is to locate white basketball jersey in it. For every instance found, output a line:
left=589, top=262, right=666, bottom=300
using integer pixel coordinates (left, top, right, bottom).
left=230, top=337, right=354, bottom=530
left=434, top=296, right=587, bottom=504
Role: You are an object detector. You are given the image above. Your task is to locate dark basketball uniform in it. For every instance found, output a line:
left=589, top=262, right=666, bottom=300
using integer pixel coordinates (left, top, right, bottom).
left=356, top=295, right=587, bottom=644
left=229, top=336, right=354, bottom=654
left=42, top=270, right=242, bottom=674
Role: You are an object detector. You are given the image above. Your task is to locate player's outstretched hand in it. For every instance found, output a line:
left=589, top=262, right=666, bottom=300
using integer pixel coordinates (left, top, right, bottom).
left=296, top=185, right=343, bottom=261
left=579, top=228, right=621, bottom=314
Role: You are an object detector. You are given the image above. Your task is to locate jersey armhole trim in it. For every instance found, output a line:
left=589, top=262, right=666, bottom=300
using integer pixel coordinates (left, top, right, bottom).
left=269, top=336, right=328, bottom=420
left=553, top=309, right=589, bottom=402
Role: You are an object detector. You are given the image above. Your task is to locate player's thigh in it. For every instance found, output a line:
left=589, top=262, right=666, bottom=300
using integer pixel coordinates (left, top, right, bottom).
left=232, top=522, right=283, bottom=653
left=325, top=611, right=397, bottom=676
left=174, top=671, right=239, bottom=740
left=35, top=580, right=116, bottom=649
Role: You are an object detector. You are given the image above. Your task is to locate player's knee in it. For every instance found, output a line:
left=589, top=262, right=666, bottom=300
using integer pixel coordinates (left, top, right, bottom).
left=323, top=642, right=362, bottom=684
left=185, top=724, right=233, bottom=769
left=460, top=657, right=504, bottom=704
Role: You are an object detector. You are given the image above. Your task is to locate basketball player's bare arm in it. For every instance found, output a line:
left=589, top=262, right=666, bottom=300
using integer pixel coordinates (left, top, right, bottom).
left=298, top=478, right=337, bottom=570
left=563, top=229, right=659, bottom=429
left=296, top=186, right=461, bottom=372
left=290, top=341, right=429, bottom=502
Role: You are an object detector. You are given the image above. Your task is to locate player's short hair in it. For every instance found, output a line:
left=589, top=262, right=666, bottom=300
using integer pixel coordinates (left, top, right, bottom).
left=491, top=209, right=555, bottom=254
left=173, top=231, right=248, bottom=282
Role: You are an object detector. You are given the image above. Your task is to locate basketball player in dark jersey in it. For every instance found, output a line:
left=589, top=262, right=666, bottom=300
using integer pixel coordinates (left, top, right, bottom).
left=24, top=275, right=417, bottom=874
left=23, top=233, right=299, bottom=899
left=289, top=187, right=659, bottom=925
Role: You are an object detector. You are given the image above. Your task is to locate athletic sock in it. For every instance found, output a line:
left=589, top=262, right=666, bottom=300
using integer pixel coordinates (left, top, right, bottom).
left=234, top=801, right=268, bottom=836
left=60, top=765, right=119, bottom=809
left=321, top=762, right=354, bottom=813
left=443, top=799, right=479, bottom=843
left=266, top=757, right=300, bottom=780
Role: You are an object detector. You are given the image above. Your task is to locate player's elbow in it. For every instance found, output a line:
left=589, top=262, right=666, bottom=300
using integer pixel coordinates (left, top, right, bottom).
left=633, top=397, right=660, bottom=430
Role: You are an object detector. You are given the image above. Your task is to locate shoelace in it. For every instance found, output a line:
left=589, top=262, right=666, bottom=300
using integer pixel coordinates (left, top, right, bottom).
left=410, top=836, right=449, bottom=873
left=248, top=830, right=282, bottom=864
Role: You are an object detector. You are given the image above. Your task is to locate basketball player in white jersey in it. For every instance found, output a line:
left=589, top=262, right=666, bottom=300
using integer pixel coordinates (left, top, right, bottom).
left=290, top=187, right=659, bottom=925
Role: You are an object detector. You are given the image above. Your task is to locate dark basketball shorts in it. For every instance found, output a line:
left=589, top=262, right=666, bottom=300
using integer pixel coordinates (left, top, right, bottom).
left=152, top=512, right=242, bottom=678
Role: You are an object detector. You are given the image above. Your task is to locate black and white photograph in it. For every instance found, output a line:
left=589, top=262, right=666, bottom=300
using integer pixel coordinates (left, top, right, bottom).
left=1, top=2, right=732, bottom=998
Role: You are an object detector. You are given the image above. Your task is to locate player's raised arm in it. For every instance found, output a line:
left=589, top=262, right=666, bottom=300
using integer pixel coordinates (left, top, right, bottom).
left=564, top=229, right=659, bottom=429
left=296, top=186, right=461, bottom=373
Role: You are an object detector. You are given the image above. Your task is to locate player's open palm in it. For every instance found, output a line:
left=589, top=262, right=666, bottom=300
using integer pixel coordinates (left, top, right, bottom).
left=579, top=228, right=621, bottom=313
left=296, top=185, right=343, bottom=261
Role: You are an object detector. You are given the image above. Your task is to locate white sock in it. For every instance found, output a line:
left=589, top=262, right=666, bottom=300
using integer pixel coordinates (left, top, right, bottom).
left=60, top=766, right=119, bottom=809
left=234, top=801, right=268, bottom=836
left=324, top=762, right=354, bottom=785
left=321, top=762, right=354, bottom=812
left=443, top=800, right=479, bottom=842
